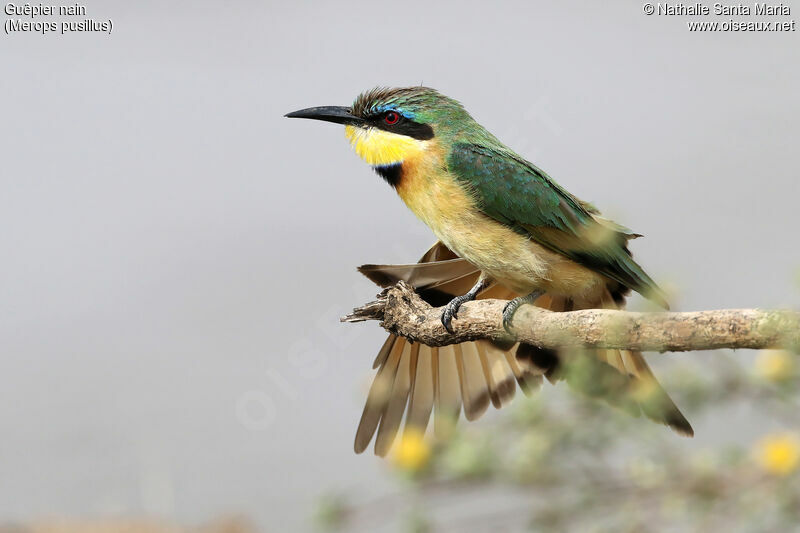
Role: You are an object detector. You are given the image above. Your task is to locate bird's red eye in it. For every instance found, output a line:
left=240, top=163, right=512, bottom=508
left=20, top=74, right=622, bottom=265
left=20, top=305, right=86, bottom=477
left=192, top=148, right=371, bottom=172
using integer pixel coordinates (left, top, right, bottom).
left=384, top=111, right=400, bottom=125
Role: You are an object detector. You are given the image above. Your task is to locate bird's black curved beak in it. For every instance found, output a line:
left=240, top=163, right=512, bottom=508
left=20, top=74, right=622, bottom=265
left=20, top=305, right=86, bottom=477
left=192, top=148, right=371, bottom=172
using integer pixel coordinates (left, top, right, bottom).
left=284, top=106, right=364, bottom=126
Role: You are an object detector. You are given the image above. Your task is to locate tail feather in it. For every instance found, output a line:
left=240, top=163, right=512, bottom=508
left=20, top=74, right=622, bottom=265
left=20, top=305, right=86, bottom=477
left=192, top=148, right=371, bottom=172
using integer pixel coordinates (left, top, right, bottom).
left=606, top=349, right=626, bottom=375
left=455, top=343, right=491, bottom=421
left=476, top=341, right=516, bottom=409
left=372, top=334, right=396, bottom=370
left=503, top=348, right=544, bottom=396
left=406, top=344, right=435, bottom=433
left=582, top=289, right=693, bottom=437
left=433, top=345, right=462, bottom=437
left=621, top=349, right=694, bottom=437
left=374, top=341, right=415, bottom=456
left=354, top=337, right=405, bottom=454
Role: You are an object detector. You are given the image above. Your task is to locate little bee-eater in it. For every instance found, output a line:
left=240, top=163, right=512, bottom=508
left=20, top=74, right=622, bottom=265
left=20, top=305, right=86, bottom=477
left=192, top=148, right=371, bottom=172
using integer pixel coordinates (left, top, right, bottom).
left=287, top=87, right=692, bottom=456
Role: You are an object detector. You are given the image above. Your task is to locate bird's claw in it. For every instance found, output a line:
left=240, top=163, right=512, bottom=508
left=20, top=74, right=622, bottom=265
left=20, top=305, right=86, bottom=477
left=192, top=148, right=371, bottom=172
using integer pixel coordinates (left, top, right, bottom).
left=502, top=301, right=519, bottom=334
left=441, top=294, right=471, bottom=334
left=439, top=276, right=491, bottom=334
left=502, top=290, right=544, bottom=335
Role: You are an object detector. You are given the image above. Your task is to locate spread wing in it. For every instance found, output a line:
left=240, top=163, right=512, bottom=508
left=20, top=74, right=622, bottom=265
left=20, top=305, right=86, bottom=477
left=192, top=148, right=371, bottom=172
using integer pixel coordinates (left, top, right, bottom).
left=355, top=243, right=546, bottom=456
left=353, top=242, right=691, bottom=456
left=447, top=143, right=668, bottom=307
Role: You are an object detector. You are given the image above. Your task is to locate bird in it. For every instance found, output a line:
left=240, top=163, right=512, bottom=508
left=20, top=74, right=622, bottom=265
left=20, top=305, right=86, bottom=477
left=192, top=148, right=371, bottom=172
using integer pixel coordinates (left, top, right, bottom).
left=286, top=86, right=693, bottom=456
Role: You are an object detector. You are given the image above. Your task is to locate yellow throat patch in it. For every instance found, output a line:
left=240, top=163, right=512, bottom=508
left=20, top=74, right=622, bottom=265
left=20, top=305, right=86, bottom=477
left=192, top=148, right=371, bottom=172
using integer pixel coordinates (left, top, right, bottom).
left=344, top=125, right=429, bottom=166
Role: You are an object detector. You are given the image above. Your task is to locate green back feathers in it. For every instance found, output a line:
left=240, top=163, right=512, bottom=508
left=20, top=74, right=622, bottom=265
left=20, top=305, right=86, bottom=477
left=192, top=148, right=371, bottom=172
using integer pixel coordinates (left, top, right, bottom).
left=447, top=142, right=668, bottom=307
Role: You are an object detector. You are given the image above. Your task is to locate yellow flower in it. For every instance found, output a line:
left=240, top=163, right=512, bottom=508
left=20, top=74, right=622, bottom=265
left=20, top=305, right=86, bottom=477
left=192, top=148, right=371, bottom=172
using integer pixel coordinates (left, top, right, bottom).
left=392, top=429, right=431, bottom=473
left=754, top=349, right=794, bottom=382
left=755, top=433, right=800, bottom=476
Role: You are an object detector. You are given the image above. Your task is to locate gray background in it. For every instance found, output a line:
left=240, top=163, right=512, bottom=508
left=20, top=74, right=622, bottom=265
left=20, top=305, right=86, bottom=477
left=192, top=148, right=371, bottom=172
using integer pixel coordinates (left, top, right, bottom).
left=2, top=1, right=798, bottom=531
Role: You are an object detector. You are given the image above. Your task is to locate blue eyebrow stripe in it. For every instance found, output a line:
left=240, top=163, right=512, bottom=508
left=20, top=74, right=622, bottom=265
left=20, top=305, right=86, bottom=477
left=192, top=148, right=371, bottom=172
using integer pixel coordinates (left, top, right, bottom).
left=372, top=104, right=416, bottom=120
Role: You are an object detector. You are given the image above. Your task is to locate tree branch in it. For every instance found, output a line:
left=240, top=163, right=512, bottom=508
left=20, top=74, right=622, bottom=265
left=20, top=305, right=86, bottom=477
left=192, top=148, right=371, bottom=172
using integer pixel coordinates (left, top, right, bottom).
left=341, top=281, right=800, bottom=352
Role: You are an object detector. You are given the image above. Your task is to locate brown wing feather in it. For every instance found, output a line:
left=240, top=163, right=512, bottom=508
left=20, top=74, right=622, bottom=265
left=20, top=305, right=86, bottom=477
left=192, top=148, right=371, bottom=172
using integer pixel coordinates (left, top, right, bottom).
left=374, top=341, right=415, bottom=456
left=405, top=345, right=435, bottom=433
left=358, top=258, right=477, bottom=291
left=454, top=343, right=491, bottom=421
left=476, top=340, right=517, bottom=409
left=433, top=345, right=462, bottom=437
left=372, top=334, right=396, bottom=370
left=354, top=337, right=405, bottom=453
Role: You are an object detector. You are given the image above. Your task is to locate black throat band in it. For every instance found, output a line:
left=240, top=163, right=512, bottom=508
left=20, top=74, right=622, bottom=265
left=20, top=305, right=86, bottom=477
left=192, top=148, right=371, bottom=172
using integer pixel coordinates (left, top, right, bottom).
left=372, top=163, right=403, bottom=187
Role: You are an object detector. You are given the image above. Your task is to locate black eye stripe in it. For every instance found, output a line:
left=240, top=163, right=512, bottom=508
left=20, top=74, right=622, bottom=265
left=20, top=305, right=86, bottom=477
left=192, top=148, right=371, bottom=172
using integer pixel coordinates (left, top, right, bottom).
left=365, top=113, right=434, bottom=141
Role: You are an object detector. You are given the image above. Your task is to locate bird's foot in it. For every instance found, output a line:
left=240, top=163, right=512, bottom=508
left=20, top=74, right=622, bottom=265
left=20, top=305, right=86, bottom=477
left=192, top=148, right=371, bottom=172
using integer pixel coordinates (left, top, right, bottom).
left=441, top=293, right=475, bottom=334
left=440, top=275, right=492, bottom=334
left=502, top=290, right=544, bottom=334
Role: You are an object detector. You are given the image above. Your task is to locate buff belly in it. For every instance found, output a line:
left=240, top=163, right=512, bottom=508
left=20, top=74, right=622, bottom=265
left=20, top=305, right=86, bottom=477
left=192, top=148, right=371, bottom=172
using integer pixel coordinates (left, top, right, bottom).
left=409, top=192, right=606, bottom=302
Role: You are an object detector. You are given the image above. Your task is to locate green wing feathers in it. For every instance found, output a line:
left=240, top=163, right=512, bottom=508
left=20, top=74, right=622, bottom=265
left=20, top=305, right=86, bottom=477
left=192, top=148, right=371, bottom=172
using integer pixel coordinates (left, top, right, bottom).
left=447, top=143, right=668, bottom=308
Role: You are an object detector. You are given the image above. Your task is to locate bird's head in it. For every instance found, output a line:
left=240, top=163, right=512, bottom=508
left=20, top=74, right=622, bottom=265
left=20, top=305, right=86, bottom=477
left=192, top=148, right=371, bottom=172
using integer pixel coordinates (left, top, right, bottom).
left=286, top=87, right=470, bottom=182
